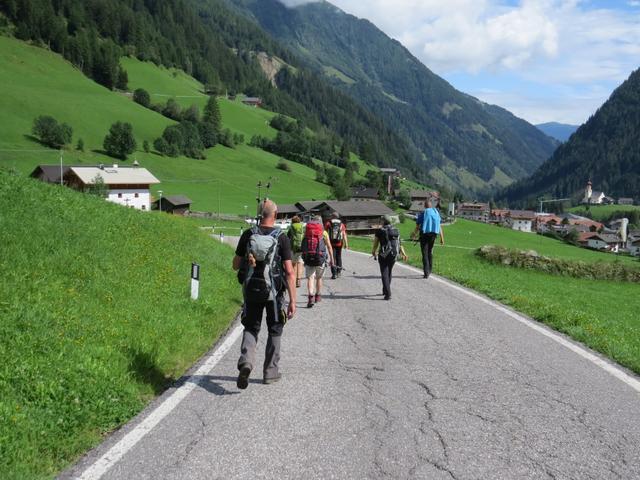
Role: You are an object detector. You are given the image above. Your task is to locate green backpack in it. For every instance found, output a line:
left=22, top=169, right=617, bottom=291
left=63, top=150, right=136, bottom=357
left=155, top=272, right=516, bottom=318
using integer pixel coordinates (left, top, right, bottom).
left=288, top=223, right=304, bottom=253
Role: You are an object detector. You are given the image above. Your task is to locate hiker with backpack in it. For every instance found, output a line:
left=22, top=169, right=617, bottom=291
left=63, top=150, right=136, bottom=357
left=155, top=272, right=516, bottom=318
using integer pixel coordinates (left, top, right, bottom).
left=412, top=198, right=445, bottom=279
left=287, top=215, right=305, bottom=288
left=372, top=216, right=408, bottom=300
left=302, top=215, right=334, bottom=308
left=325, top=212, right=348, bottom=279
left=232, top=200, right=296, bottom=389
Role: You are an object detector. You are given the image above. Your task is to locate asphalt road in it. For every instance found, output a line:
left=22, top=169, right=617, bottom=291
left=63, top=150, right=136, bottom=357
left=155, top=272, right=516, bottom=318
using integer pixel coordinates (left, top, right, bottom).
left=64, top=249, right=640, bottom=480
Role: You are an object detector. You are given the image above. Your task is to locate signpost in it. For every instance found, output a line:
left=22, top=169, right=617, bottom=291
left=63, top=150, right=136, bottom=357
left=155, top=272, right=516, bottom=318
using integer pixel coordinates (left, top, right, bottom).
left=191, top=263, right=200, bottom=301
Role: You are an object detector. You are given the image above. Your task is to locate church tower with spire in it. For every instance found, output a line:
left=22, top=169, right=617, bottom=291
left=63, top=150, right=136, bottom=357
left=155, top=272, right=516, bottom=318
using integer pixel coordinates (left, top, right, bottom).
left=584, top=179, right=593, bottom=204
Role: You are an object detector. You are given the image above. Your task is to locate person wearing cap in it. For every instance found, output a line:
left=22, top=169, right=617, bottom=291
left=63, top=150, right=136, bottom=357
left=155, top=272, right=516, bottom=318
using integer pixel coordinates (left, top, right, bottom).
left=325, top=212, right=348, bottom=279
left=372, top=216, right=408, bottom=300
left=412, top=198, right=445, bottom=278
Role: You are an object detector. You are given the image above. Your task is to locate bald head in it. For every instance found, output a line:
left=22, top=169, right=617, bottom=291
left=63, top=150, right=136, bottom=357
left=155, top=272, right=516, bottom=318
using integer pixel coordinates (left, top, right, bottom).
left=260, top=199, right=277, bottom=222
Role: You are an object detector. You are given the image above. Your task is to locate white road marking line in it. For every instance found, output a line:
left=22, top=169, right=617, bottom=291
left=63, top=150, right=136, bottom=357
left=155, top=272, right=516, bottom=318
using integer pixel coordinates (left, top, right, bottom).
left=349, top=250, right=640, bottom=394
left=76, top=324, right=244, bottom=480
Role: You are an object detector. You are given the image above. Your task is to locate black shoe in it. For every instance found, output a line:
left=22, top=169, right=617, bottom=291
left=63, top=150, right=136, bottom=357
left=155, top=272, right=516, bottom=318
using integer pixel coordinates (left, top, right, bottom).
left=263, top=374, right=282, bottom=385
left=331, top=274, right=337, bottom=279
left=237, top=363, right=251, bottom=390
left=307, top=296, right=314, bottom=308
left=384, top=295, right=391, bottom=301
left=423, top=274, right=429, bottom=279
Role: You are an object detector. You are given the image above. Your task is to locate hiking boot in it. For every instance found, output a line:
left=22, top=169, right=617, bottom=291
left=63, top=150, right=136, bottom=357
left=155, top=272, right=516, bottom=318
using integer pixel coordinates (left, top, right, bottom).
left=384, top=295, right=391, bottom=301
left=307, top=295, right=314, bottom=308
left=263, top=373, right=282, bottom=385
left=237, top=363, right=251, bottom=390
left=315, top=294, right=321, bottom=303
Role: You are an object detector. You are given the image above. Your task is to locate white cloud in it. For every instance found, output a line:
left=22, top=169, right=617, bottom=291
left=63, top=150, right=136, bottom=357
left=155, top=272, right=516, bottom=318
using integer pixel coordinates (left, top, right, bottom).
left=323, top=0, right=640, bottom=123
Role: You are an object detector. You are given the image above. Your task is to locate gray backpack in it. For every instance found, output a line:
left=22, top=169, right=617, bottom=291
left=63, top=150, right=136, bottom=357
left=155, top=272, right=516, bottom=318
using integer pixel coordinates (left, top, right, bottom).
left=379, top=226, right=400, bottom=259
left=242, top=226, right=283, bottom=303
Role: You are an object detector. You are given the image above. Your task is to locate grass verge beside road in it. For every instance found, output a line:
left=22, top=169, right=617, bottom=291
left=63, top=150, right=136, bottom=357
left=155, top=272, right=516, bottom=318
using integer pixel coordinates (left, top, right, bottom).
left=350, top=219, right=640, bottom=375
left=0, top=172, right=242, bottom=479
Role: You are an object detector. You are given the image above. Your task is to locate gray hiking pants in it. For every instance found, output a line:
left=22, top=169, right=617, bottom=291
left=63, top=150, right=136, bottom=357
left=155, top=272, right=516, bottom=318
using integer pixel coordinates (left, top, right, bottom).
left=238, top=298, right=284, bottom=380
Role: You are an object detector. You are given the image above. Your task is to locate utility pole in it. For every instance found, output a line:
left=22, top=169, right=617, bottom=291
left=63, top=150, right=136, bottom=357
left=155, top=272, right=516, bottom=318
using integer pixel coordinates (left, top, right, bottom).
left=538, top=198, right=570, bottom=214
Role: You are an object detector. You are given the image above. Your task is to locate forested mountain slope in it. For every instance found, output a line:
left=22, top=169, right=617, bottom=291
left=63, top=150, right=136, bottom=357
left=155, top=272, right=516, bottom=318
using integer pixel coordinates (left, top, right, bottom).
left=536, top=122, right=579, bottom=143
left=500, top=68, right=640, bottom=206
left=0, top=0, right=426, bottom=179
left=228, top=0, right=559, bottom=195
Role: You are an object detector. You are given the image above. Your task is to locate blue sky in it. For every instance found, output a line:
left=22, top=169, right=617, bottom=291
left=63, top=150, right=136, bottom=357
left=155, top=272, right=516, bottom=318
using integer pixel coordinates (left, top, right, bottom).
left=281, top=0, right=640, bottom=125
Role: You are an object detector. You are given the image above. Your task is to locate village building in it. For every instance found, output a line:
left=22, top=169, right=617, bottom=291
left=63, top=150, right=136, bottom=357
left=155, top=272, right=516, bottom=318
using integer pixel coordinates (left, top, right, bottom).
left=153, top=195, right=192, bottom=215
left=582, top=180, right=614, bottom=205
left=489, top=209, right=510, bottom=225
left=379, top=167, right=401, bottom=195
left=64, top=165, right=160, bottom=211
left=457, top=202, right=490, bottom=222
left=535, top=214, right=563, bottom=233
left=578, top=232, right=598, bottom=247
left=618, top=197, right=634, bottom=205
left=506, top=210, right=537, bottom=233
left=629, top=238, right=640, bottom=256
left=587, top=233, right=623, bottom=252
left=351, top=186, right=380, bottom=201
left=241, top=97, right=263, bottom=107
left=316, top=200, right=395, bottom=234
left=275, top=203, right=305, bottom=220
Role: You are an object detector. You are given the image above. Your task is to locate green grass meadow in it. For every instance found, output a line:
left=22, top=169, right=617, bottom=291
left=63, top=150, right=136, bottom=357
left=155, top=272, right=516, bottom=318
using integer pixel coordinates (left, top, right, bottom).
left=0, top=36, right=328, bottom=214
left=568, top=204, right=640, bottom=221
left=351, top=219, right=640, bottom=374
left=0, top=172, right=242, bottom=479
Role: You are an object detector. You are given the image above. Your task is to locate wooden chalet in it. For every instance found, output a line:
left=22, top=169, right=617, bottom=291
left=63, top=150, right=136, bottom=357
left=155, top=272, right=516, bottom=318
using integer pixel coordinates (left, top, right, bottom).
left=316, top=200, right=395, bottom=234
left=153, top=195, right=193, bottom=215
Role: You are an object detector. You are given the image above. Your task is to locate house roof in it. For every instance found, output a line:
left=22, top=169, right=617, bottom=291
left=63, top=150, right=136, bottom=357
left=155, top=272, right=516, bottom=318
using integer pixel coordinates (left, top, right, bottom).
left=69, top=166, right=160, bottom=185
left=277, top=204, right=303, bottom=215
left=295, top=201, right=325, bottom=212
left=163, top=195, right=192, bottom=207
left=409, top=201, right=425, bottom=212
left=320, top=200, right=395, bottom=217
left=30, top=165, right=73, bottom=183
left=459, top=202, right=489, bottom=210
left=618, top=197, right=634, bottom=202
left=351, top=187, right=379, bottom=199
left=410, top=190, right=439, bottom=199
left=590, top=234, right=621, bottom=244
left=379, top=168, right=398, bottom=173
left=578, top=232, right=598, bottom=243
left=508, top=210, right=537, bottom=220
left=242, top=97, right=262, bottom=103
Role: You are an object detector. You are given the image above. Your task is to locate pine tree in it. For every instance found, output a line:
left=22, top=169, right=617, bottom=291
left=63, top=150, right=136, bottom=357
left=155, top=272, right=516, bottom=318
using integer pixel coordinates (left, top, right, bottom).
left=203, top=96, right=222, bottom=133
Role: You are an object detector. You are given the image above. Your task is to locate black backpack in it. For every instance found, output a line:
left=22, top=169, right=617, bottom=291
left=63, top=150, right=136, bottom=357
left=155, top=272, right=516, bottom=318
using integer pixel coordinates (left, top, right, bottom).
left=378, top=226, right=400, bottom=259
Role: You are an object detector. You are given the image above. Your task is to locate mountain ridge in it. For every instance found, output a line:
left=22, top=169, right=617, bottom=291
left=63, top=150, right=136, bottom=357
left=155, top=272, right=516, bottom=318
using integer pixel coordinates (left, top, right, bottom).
left=228, top=0, right=560, bottom=195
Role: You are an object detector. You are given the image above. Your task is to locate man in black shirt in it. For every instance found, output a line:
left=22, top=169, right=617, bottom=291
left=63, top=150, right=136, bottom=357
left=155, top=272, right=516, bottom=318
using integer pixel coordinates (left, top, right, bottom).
left=233, top=200, right=296, bottom=389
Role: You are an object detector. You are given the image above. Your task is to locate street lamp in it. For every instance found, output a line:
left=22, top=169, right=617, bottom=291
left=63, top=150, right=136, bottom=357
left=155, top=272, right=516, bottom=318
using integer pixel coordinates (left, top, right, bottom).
left=158, top=190, right=163, bottom=212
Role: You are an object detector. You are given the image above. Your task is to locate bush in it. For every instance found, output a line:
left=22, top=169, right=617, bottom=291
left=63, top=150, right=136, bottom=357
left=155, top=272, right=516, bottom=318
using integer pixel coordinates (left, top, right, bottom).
left=76, top=138, right=84, bottom=152
left=218, top=128, right=235, bottom=148
left=103, top=122, right=136, bottom=159
left=32, top=115, right=72, bottom=148
left=476, top=245, right=640, bottom=283
left=276, top=160, right=291, bottom=172
left=143, top=140, right=150, bottom=153
left=162, top=98, right=182, bottom=121
left=133, top=88, right=151, bottom=108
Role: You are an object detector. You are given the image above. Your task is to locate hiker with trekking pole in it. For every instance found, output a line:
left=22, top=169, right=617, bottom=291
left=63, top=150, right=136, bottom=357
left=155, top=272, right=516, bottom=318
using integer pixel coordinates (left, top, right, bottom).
left=325, top=212, right=348, bottom=279
left=302, top=214, right=334, bottom=308
left=232, top=200, right=296, bottom=389
left=372, top=216, right=408, bottom=300
left=412, top=198, right=445, bottom=279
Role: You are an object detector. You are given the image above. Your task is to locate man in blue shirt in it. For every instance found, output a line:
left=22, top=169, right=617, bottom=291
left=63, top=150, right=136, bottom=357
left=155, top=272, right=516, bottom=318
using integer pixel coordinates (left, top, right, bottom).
left=413, top=198, right=445, bottom=278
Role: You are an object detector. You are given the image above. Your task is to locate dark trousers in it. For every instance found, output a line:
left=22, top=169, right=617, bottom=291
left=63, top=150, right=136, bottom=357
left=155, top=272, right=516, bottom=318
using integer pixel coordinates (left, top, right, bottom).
left=420, top=233, right=437, bottom=277
left=331, top=246, right=343, bottom=277
left=378, top=255, right=395, bottom=297
left=238, top=296, right=284, bottom=379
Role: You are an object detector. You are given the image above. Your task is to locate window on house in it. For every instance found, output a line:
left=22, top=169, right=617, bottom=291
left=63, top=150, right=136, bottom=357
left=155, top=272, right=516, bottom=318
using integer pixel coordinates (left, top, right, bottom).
left=141, top=205, right=146, bottom=210
left=135, top=193, right=139, bottom=198
left=118, top=193, right=122, bottom=198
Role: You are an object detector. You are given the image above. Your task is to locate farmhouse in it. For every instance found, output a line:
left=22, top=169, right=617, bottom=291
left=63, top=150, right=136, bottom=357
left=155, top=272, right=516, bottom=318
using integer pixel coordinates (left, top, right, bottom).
left=276, top=203, right=305, bottom=220
left=506, top=210, right=537, bottom=233
left=316, top=200, right=395, bottom=234
left=242, top=97, right=263, bottom=107
left=629, top=239, right=640, bottom=256
left=457, top=202, right=490, bottom=222
left=64, top=165, right=160, bottom=211
left=587, top=233, right=623, bottom=252
left=618, top=198, right=634, bottom=205
left=153, top=195, right=192, bottom=215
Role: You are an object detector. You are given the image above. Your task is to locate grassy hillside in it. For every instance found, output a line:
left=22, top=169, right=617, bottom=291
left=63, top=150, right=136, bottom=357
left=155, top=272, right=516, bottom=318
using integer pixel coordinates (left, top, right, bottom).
left=0, top=171, right=242, bottom=479
left=351, top=219, right=640, bottom=374
left=0, top=36, right=330, bottom=213
left=568, top=204, right=640, bottom=222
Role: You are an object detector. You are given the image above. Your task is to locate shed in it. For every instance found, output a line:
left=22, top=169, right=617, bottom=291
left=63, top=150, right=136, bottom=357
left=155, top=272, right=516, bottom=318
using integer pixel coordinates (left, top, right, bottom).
left=30, top=165, right=73, bottom=184
left=276, top=203, right=304, bottom=220
left=153, top=195, right=193, bottom=215
left=351, top=187, right=379, bottom=201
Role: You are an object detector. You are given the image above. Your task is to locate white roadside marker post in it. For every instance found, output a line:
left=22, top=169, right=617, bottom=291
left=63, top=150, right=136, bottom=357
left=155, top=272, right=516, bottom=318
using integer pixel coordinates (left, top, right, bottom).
left=220, top=232, right=224, bottom=243
left=191, top=263, right=200, bottom=301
